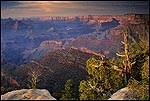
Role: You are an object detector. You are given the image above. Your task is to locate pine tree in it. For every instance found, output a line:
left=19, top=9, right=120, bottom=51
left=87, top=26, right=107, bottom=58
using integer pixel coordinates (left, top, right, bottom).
left=60, top=79, right=78, bottom=100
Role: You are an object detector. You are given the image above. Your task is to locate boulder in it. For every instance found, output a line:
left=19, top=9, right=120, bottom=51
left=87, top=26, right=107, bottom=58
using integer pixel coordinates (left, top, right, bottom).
left=108, top=87, right=131, bottom=100
left=1, top=89, right=56, bottom=100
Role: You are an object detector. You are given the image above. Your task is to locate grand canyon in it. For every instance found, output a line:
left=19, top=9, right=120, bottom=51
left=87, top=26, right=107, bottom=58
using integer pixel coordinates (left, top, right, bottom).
left=1, top=14, right=148, bottom=64
left=1, top=1, right=149, bottom=100
left=1, top=14, right=149, bottom=98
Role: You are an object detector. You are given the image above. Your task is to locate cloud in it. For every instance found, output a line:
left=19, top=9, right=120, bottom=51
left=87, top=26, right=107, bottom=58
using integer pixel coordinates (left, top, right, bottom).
left=1, top=1, right=88, bottom=18
left=1, top=1, right=22, bottom=10
left=1, top=1, right=149, bottom=18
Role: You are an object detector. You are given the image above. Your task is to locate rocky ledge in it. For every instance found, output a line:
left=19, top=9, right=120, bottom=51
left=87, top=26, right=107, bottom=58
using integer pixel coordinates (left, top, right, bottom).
left=1, top=89, right=56, bottom=100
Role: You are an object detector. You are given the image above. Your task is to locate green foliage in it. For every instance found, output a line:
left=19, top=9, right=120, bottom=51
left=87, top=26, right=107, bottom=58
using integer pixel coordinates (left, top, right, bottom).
left=126, top=26, right=149, bottom=100
left=129, top=30, right=149, bottom=81
left=127, top=78, right=149, bottom=100
left=127, top=49, right=149, bottom=100
left=141, top=56, right=149, bottom=82
left=79, top=58, right=124, bottom=100
left=79, top=25, right=149, bottom=100
left=116, top=26, right=149, bottom=82
left=60, top=79, right=78, bottom=100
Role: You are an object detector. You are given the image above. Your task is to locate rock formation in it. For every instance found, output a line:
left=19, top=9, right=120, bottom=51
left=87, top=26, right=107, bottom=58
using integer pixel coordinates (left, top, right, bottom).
left=108, top=87, right=131, bottom=100
left=1, top=89, right=56, bottom=100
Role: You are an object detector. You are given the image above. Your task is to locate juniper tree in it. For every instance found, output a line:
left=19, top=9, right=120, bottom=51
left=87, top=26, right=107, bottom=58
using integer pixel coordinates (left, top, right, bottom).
left=79, top=25, right=149, bottom=100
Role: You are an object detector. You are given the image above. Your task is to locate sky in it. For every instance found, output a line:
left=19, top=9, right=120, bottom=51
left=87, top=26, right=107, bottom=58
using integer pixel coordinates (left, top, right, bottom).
left=1, top=1, right=149, bottom=18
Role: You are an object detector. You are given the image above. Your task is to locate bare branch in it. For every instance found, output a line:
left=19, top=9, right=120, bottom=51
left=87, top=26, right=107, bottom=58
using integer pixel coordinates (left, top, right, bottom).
left=116, top=53, right=125, bottom=57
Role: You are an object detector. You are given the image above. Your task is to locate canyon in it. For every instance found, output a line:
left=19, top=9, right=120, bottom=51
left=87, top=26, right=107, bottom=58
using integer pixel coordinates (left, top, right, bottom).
left=1, top=14, right=148, bottom=65
left=1, top=14, right=149, bottom=99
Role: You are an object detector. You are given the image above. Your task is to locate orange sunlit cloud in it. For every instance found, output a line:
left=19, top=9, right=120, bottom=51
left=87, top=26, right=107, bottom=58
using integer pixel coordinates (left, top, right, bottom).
left=1, top=1, right=88, bottom=18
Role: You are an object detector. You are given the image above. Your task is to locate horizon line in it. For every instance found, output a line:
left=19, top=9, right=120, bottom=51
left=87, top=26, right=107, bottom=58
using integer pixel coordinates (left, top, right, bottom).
left=1, top=13, right=149, bottom=19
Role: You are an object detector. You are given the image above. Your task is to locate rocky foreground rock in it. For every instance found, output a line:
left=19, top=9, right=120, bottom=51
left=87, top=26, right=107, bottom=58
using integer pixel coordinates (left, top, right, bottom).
left=1, top=89, right=56, bottom=100
left=108, top=87, right=131, bottom=100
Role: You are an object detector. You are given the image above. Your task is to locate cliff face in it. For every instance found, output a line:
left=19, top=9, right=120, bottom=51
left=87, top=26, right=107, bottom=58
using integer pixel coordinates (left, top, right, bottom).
left=1, top=14, right=149, bottom=100
left=1, top=89, right=56, bottom=100
left=1, top=14, right=149, bottom=65
left=14, top=49, right=99, bottom=93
